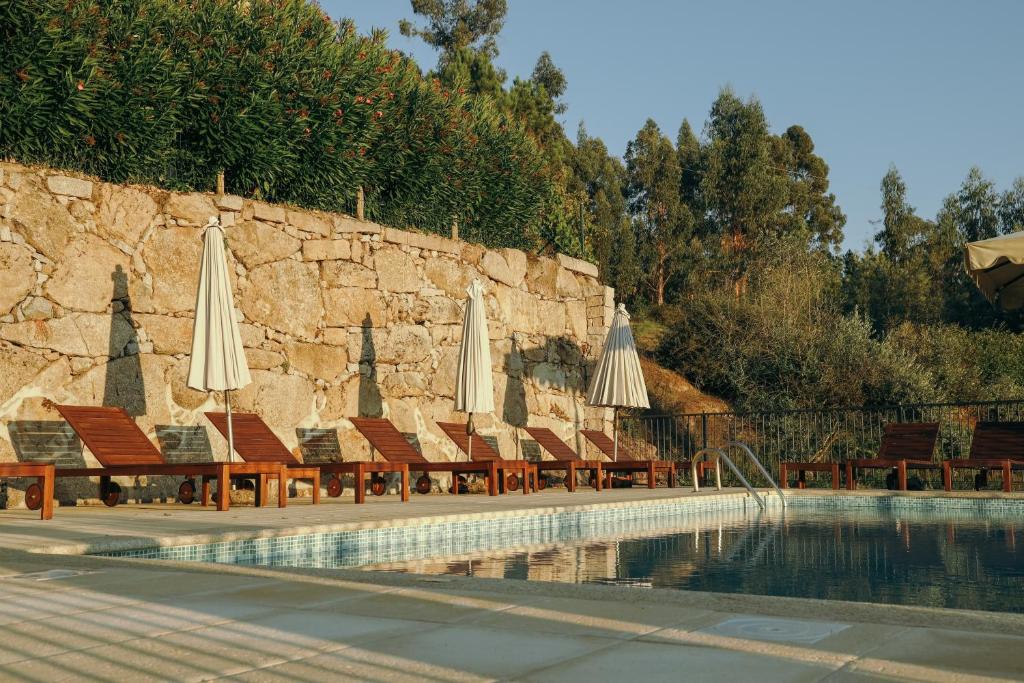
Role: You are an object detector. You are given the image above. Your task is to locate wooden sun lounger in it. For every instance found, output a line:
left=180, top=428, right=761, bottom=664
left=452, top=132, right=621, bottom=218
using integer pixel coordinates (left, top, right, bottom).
left=436, top=422, right=538, bottom=495
left=845, top=423, right=940, bottom=491
left=206, top=412, right=408, bottom=504
left=779, top=462, right=841, bottom=490
left=523, top=427, right=604, bottom=492
left=350, top=418, right=527, bottom=496
left=46, top=405, right=286, bottom=511
left=942, top=422, right=1024, bottom=492
left=578, top=429, right=676, bottom=489
left=0, top=463, right=55, bottom=519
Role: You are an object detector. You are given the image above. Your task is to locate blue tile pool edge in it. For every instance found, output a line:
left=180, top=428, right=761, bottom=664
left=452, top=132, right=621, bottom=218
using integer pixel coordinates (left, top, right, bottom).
left=91, top=492, right=1024, bottom=570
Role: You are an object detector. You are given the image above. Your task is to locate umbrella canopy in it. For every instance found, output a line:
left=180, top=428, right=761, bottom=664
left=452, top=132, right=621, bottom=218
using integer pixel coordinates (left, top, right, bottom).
left=455, top=279, right=495, bottom=417
left=965, top=231, right=1024, bottom=310
left=188, top=217, right=250, bottom=461
left=587, top=303, right=650, bottom=409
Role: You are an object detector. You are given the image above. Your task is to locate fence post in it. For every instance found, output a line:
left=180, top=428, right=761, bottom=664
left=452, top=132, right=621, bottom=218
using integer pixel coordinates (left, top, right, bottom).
left=451, top=217, right=459, bottom=241
left=216, top=170, right=225, bottom=196
left=356, top=186, right=365, bottom=221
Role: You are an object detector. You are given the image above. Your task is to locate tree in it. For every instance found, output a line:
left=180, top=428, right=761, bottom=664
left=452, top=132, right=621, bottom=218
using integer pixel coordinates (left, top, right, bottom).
left=625, top=119, right=687, bottom=305
left=571, top=125, right=638, bottom=299
left=700, top=89, right=788, bottom=293
left=531, top=52, right=567, bottom=113
left=399, top=0, right=507, bottom=61
left=778, top=125, right=845, bottom=252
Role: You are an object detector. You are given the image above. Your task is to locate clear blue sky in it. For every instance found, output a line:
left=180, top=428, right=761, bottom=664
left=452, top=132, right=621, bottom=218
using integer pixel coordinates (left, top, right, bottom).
left=325, top=1, right=1024, bottom=251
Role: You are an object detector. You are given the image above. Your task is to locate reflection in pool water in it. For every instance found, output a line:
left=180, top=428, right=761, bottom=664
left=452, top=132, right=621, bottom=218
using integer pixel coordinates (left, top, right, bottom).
left=365, top=510, right=1024, bottom=614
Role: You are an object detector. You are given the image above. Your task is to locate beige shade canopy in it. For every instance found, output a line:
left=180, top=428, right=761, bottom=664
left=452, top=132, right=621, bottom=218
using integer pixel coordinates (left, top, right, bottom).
left=587, top=303, right=650, bottom=409
left=187, top=217, right=250, bottom=461
left=454, top=279, right=495, bottom=416
left=965, top=231, right=1024, bottom=310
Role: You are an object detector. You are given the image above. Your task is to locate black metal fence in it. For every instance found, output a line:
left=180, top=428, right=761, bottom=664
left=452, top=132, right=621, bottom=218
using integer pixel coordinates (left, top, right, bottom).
left=619, top=400, right=1024, bottom=489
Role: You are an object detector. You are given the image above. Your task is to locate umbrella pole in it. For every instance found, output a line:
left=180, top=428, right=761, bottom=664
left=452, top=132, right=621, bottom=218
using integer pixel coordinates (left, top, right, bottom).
left=467, top=413, right=473, bottom=462
left=613, top=407, right=618, bottom=462
left=225, top=389, right=234, bottom=464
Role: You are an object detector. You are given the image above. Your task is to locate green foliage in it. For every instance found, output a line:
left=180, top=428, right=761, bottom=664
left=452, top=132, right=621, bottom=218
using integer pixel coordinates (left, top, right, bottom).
left=399, top=0, right=507, bottom=59
left=0, top=0, right=552, bottom=250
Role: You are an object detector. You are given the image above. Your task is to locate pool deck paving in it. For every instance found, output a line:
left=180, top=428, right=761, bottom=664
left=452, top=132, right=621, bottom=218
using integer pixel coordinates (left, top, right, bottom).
left=1, top=487, right=1023, bottom=682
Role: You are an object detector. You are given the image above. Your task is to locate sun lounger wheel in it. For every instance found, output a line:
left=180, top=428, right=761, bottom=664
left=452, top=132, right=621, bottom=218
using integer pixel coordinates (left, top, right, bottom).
left=101, top=481, right=122, bottom=507
left=589, top=473, right=599, bottom=489
left=24, top=483, right=43, bottom=511
left=537, top=475, right=548, bottom=491
left=370, top=476, right=386, bottom=496
left=177, top=479, right=196, bottom=504
left=505, top=473, right=520, bottom=491
left=327, top=475, right=343, bottom=497
left=415, top=475, right=432, bottom=494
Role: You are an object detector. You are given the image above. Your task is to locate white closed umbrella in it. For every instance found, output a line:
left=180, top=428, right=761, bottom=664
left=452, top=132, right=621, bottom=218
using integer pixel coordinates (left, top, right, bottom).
left=455, top=279, right=494, bottom=460
left=187, top=216, right=251, bottom=462
left=587, top=303, right=650, bottom=460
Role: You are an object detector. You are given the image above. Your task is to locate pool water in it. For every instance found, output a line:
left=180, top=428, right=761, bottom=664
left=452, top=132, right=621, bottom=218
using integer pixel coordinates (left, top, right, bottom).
left=365, top=509, right=1024, bottom=614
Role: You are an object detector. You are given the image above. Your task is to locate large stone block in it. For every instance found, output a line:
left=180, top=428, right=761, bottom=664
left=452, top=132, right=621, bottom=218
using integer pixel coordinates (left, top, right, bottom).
left=411, top=296, right=462, bottom=324
left=46, top=174, right=93, bottom=199
left=321, top=260, right=377, bottom=289
left=556, top=268, right=582, bottom=298
left=556, top=253, right=600, bottom=278
left=135, top=314, right=193, bottom=355
left=321, top=374, right=361, bottom=420
left=229, top=220, right=300, bottom=268
left=46, top=234, right=130, bottom=313
left=286, top=209, right=330, bottom=236
left=374, top=246, right=421, bottom=292
left=251, top=201, right=286, bottom=223
left=429, top=346, right=460, bottom=398
left=381, top=371, right=428, bottom=397
left=424, top=257, right=478, bottom=298
left=0, top=312, right=134, bottom=357
left=285, top=341, right=347, bottom=382
left=241, top=260, right=322, bottom=340
left=9, top=180, right=75, bottom=259
left=0, top=345, right=49, bottom=404
left=246, top=348, right=286, bottom=371
left=567, top=300, right=587, bottom=341
left=354, top=324, right=430, bottom=365
left=168, top=356, right=208, bottom=410
left=141, top=226, right=203, bottom=312
left=301, top=239, right=350, bottom=262
left=323, top=287, right=386, bottom=327
left=96, top=185, right=158, bottom=246
left=525, top=257, right=559, bottom=298
left=165, top=193, right=216, bottom=225
left=68, top=353, right=174, bottom=426
left=0, top=243, right=34, bottom=315
left=233, top=370, right=314, bottom=434
left=502, top=249, right=528, bottom=286
left=479, top=251, right=517, bottom=287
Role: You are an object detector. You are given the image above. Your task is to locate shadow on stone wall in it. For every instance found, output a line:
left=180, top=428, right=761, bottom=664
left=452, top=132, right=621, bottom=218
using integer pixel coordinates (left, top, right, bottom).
left=357, top=313, right=383, bottom=418
left=102, top=265, right=146, bottom=417
left=6, top=420, right=85, bottom=505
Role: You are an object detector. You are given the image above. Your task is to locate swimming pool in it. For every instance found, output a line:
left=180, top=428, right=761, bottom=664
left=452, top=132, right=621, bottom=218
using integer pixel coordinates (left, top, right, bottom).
left=99, top=494, right=1024, bottom=614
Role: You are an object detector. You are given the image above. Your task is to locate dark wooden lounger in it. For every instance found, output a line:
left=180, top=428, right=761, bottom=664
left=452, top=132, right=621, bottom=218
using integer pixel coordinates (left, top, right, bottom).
left=437, top=422, right=538, bottom=495
left=779, top=462, right=841, bottom=490
left=845, top=423, right=940, bottom=491
left=578, top=429, right=677, bottom=489
left=46, top=405, right=286, bottom=511
left=206, top=412, right=409, bottom=504
left=350, top=418, right=528, bottom=496
left=942, top=422, right=1024, bottom=492
left=0, top=463, right=55, bottom=519
left=523, top=427, right=604, bottom=492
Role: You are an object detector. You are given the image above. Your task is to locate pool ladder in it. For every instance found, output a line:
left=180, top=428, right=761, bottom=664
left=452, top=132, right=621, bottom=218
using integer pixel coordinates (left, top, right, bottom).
left=691, top=441, right=787, bottom=510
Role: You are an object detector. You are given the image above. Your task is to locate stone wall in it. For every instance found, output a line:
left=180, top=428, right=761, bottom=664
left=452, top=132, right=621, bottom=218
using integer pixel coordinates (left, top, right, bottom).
left=0, top=163, right=614, bottom=506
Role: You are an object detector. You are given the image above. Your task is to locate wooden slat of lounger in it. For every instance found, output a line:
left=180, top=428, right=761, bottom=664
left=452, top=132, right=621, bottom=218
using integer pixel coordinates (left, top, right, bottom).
left=349, top=418, right=429, bottom=464
left=877, top=423, right=939, bottom=460
left=579, top=429, right=638, bottom=461
left=436, top=422, right=503, bottom=462
left=968, top=422, right=1024, bottom=460
left=54, top=405, right=164, bottom=466
left=205, top=412, right=300, bottom=465
left=524, top=427, right=579, bottom=462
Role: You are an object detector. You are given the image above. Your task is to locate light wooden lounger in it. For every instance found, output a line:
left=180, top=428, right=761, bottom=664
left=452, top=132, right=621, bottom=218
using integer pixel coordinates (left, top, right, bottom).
left=0, top=463, right=55, bottom=519
left=350, top=418, right=529, bottom=496
left=206, top=412, right=409, bottom=504
left=578, top=429, right=677, bottom=489
left=942, top=421, right=1024, bottom=492
left=42, top=404, right=287, bottom=511
left=523, top=427, right=604, bottom=492
left=436, top=422, right=538, bottom=495
left=845, top=423, right=940, bottom=491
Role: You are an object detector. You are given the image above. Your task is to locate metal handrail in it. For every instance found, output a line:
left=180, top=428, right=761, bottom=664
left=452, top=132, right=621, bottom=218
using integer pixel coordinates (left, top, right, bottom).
left=691, top=447, right=766, bottom=510
left=725, top=440, right=787, bottom=508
